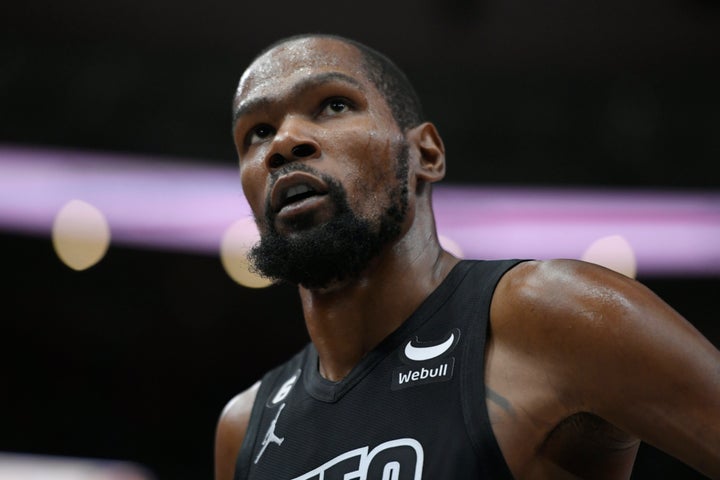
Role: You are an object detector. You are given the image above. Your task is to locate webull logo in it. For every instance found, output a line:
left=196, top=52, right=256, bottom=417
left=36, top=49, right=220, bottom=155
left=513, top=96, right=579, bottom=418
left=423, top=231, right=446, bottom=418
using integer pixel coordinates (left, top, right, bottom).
left=399, top=364, right=449, bottom=383
left=391, top=358, right=455, bottom=390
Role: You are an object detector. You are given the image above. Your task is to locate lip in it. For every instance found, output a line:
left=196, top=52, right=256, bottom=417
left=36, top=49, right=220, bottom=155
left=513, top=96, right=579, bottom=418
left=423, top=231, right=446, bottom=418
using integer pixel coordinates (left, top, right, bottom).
left=269, top=171, right=329, bottom=214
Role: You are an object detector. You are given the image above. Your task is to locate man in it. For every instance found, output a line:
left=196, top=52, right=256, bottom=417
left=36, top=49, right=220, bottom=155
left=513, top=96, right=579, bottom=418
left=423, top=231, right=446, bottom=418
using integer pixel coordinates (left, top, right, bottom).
left=215, top=34, right=720, bottom=479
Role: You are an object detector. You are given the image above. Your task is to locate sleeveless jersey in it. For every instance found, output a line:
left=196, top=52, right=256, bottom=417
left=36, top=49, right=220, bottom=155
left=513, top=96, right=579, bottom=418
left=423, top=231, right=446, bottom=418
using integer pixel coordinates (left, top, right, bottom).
left=235, top=259, right=522, bottom=480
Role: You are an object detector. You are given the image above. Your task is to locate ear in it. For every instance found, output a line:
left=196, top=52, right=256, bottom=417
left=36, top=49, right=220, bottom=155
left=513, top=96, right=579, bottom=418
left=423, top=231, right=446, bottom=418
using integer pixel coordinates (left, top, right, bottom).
left=407, top=122, right=446, bottom=184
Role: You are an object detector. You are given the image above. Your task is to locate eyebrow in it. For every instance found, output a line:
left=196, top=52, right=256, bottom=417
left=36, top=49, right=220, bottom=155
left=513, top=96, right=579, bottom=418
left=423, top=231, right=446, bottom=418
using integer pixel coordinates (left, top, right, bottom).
left=232, top=71, right=365, bottom=125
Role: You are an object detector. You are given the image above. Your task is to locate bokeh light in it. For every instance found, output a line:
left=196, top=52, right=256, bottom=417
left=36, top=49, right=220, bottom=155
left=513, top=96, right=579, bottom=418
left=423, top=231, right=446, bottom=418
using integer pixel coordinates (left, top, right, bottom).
left=52, top=199, right=111, bottom=271
left=439, top=234, right=464, bottom=258
left=220, top=218, right=273, bottom=289
left=581, top=234, right=637, bottom=279
left=0, top=453, right=154, bottom=480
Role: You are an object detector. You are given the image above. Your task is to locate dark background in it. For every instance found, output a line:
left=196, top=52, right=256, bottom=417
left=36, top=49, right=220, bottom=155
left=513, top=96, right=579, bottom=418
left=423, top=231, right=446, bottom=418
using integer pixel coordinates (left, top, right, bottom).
left=2, top=0, right=719, bottom=478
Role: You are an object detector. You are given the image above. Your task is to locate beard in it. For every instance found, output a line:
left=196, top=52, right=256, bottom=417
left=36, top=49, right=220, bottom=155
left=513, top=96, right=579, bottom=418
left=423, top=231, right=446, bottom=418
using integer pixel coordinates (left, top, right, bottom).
left=248, top=145, right=409, bottom=289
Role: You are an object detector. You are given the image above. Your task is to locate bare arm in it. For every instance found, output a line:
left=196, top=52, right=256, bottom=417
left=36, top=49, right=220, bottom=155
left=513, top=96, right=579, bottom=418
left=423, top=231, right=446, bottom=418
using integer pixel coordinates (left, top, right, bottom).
left=214, top=381, right=260, bottom=480
left=492, top=259, right=720, bottom=478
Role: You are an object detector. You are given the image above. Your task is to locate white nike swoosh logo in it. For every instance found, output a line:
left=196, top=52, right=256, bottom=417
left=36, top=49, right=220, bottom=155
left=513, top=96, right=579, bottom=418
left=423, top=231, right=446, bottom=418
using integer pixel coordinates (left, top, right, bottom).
left=404, top=332, right=456, bottom=361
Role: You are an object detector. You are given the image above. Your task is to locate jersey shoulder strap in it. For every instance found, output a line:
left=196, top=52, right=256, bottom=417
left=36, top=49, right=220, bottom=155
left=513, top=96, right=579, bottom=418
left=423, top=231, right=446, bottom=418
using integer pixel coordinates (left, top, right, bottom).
left=461, top=259, right=526, bottom=479
left=234, top=345, right=310, bottom=480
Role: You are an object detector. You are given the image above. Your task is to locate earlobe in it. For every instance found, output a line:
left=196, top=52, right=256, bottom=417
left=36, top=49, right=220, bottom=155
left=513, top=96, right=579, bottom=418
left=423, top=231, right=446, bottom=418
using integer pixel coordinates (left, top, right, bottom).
left=408, top=122, right=446, bottom=184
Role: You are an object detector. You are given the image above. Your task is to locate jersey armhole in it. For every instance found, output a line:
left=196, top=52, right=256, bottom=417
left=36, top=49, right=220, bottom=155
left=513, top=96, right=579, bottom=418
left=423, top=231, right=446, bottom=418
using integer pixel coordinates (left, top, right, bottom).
left=233, top=368, right=284, bottom=480
left=460, top=259, right=525, bottom=480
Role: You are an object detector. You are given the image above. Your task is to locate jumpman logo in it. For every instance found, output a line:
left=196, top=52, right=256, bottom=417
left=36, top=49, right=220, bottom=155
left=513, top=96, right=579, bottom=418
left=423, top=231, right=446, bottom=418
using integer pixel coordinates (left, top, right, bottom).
left=254, top=403, right=286, bottom=464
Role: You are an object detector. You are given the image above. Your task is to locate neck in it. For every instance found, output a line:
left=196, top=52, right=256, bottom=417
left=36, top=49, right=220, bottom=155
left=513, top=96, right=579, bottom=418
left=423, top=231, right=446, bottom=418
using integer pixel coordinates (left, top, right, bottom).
left=298, top=228, right=459, bottom=382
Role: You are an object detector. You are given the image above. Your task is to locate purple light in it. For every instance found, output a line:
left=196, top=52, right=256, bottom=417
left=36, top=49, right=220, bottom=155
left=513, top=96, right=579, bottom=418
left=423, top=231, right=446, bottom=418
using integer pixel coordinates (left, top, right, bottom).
left=433, top=187, right=720, bottom=276
left=0, top=145, right=251, bottom=253
left=2, top=145, right=719, bottom=276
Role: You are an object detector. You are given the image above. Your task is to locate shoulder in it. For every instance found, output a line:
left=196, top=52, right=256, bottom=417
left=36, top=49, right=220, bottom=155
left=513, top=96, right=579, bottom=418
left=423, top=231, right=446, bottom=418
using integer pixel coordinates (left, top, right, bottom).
left=495, top=257, right=642, bottom=306
left=487, top=258, right=655, bottom=410
left=487, top=259, right=720, bottom=477
left=214, top=381, right=261, bottom=480
left=488, top=257, right=720, bottom=411
left=491, top=258, right=665, bottom=341
left=489, top=257, right=699, bottom=364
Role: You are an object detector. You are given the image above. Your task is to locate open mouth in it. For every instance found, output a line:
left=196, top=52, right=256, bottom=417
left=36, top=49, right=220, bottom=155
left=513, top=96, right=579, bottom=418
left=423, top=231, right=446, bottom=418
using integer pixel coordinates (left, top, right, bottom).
left=270, top=171, right=330, bottom=214
left=281, top=183, right=322, bottom=208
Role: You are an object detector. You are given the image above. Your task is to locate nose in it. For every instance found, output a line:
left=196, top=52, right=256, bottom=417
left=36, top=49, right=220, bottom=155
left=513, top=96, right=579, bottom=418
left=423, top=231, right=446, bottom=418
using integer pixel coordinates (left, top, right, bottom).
left=266, top=116, right=320, bottom=169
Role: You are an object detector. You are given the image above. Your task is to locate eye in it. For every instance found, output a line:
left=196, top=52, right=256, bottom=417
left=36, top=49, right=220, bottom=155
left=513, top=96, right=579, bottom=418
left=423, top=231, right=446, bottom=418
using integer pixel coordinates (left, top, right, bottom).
left=246, top=124, right=275, bottom=145
left=321, top=97, right=353, bottom=116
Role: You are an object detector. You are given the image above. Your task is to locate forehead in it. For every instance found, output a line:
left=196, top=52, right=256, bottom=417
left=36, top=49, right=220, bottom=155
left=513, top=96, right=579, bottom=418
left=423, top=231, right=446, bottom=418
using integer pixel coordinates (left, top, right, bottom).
left=235, top=37, right=371, bottom=105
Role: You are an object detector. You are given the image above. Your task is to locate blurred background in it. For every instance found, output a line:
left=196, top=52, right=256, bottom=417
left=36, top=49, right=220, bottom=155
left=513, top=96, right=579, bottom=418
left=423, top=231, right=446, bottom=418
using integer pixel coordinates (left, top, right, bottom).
left=2, top=0, right=719, bottom=478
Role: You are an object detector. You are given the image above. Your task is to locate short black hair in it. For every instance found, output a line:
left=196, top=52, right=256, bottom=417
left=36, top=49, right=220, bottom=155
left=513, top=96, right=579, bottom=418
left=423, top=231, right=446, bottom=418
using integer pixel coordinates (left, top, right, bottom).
left=247, top=33, right=425, bottom=132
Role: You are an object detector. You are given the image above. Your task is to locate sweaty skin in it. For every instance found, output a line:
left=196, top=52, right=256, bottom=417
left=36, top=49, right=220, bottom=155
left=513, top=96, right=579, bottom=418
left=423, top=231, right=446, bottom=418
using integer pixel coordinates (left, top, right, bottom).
left=215, top=37, right=720, bottom=480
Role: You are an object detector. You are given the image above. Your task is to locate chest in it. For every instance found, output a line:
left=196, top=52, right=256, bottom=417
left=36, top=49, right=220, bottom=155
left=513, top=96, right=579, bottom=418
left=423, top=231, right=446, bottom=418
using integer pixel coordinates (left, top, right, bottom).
left=246, top=360, right=482, bottom=479
left=238, top=260, right=522, bottom=479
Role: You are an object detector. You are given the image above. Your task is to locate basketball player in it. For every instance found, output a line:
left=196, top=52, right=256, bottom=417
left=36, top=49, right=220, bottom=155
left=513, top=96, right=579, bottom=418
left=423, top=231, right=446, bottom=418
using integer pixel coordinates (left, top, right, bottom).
left=215, top=34, right=720, bottom=479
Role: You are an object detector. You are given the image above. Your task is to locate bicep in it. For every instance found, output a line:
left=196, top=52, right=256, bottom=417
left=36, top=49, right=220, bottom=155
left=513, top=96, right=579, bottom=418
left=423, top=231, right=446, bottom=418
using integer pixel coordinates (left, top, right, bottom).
left=494, top=260, right=720, bottom=477
left=581, top=278, right=720, bottom=477
left=214, top=381, right=260, bottom=480
left=538, top=261, right=720, bottom=477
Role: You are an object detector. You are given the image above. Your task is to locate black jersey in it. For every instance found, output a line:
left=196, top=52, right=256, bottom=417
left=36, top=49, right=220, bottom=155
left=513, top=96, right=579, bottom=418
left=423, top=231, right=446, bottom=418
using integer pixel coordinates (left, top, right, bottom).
left=235, top=259, right=522, bottom=480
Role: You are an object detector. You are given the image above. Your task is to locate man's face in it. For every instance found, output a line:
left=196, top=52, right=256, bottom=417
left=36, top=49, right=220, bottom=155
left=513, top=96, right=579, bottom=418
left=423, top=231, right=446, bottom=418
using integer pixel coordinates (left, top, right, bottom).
left=232, top=38, right=411, bottom=288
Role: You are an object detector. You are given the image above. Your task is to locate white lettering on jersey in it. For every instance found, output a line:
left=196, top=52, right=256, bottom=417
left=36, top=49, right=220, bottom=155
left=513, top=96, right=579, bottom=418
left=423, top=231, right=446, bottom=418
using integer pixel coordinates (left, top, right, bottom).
left=391, top=358, right=455, bottom=390
left=290, top=438, right=424, bottom=480
left=269, top=370, right=300, bottom=406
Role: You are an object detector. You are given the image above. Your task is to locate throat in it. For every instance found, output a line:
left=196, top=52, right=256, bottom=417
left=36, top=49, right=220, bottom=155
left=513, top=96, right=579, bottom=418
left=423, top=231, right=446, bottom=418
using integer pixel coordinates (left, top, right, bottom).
left=317, top=358, right=354, bottom=383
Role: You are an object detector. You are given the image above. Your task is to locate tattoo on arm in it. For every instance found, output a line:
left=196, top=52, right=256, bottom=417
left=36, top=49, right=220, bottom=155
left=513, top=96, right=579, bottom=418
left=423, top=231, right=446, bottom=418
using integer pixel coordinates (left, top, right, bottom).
left=486, top=385, right=517, bottom=418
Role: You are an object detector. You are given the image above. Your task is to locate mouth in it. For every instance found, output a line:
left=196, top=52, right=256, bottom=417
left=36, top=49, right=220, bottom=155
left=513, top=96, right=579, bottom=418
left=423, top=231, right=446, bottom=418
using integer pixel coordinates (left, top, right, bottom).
left=270, top=172, right=329, bottom=214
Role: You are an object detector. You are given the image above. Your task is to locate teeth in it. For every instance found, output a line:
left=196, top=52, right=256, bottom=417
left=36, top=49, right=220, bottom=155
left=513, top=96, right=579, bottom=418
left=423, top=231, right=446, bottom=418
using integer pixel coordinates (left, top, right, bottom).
left=285, top=184, right=314, bottom=200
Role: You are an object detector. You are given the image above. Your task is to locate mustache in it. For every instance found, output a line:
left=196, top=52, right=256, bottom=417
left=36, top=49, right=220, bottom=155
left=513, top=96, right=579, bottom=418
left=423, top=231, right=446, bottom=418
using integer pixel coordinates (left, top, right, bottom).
left=268, top=162, right=324, bottom=185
